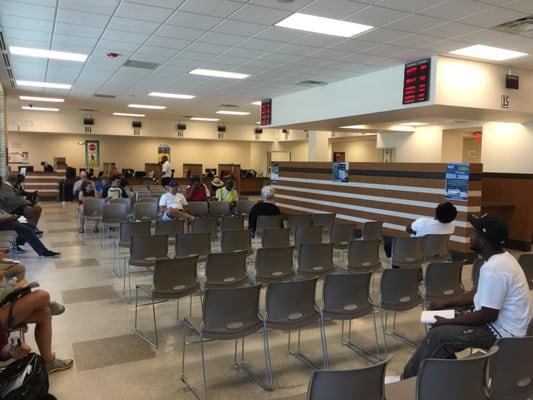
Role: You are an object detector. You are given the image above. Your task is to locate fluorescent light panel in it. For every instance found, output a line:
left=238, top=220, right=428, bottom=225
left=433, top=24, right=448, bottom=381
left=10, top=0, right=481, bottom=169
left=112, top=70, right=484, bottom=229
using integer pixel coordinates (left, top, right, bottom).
left=276, top=13, right=373, bottom=38
left=189, top=68, right=249, bottom=79
left=449, top=44, right=527, bottom=61
left=251, top=101, right=261, bottom=106
left=216, top=110, right=250, bottom=116
left=19, top=96, right=64, bottom=103
left=128, top=104, right=166, bottom=110
left=340, top=125, right=366, bottom=129
left=148, top=92, right=195, bottom=99
left=399, top=122, right=429, bottom=126
left=16, top=80, right=71, bottom=89
left=191, top=117, right=220, bottom=122
left=113, top=112, right=145, bottom=117
left=21, top=106, right=59, bottom=112
left=10, top=46, right=87, bottom=62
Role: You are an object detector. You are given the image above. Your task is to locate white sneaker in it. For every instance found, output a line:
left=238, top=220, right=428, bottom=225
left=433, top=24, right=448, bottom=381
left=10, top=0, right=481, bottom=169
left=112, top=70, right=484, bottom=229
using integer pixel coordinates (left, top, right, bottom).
left=384, top=375, right=402, bottom=384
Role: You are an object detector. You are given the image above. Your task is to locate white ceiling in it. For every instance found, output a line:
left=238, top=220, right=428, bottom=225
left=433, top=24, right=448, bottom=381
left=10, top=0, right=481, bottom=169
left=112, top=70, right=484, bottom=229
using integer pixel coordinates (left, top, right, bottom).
left=1, top=0, right=533, bottom=124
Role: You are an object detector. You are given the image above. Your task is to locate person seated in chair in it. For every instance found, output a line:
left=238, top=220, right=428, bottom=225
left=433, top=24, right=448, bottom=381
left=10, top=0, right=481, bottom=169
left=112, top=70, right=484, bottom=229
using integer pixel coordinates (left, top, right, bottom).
left=248, top=186, right=282, bottom=236
left=159, top=181, right=194, bottom=223
left=184, top=175, right=210, bottom=202
left=103, top=177, right=127, bottom=200
left=0, top=176, right=42, bottom=227
left=8, top=174, right=38, bottom=206
left=402, top=214, right=531, bottom=379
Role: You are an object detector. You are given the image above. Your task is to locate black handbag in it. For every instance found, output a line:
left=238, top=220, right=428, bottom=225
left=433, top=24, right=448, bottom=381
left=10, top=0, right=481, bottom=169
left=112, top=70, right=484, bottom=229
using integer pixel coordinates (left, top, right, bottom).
left=0, top=353, right=49, bottom=400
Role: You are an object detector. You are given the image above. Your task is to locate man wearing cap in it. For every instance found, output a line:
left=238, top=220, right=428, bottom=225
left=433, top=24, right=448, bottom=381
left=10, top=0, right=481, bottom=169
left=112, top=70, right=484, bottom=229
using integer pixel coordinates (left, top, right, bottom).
left=402, top=213, right=531, bottom=379
left=158, top=181, right=194, bottom=223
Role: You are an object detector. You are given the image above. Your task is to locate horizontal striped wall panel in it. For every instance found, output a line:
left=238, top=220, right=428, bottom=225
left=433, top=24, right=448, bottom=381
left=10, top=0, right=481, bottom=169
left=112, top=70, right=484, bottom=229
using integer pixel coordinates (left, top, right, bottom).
left=24, top=172, right=64, bottom=200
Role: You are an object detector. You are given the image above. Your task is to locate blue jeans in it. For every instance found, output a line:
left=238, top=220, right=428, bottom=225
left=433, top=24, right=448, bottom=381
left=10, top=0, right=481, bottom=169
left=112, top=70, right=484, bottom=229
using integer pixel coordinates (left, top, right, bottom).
left=0, top=220, right=48, bottom=255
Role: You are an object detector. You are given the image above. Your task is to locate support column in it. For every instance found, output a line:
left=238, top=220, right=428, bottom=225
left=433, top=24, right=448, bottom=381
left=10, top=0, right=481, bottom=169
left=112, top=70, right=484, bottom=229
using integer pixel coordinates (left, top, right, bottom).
left=0, top=85, right=6, bottom=177
left=307, top=131, right=331, bottom=161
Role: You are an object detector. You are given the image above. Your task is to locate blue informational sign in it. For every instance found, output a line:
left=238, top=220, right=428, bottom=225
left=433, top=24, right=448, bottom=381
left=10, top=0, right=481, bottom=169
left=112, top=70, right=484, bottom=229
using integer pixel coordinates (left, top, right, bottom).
left=445, top=163, right=469, bottom=201
left=333, top=162, right=349, bottom=182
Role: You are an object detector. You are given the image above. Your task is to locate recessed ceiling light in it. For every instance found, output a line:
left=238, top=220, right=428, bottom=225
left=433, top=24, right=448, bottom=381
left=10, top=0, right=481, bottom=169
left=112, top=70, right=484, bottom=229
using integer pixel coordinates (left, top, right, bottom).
left=16, top=80, right=71, bottom=89
left=216, top=110, right=251, bottom=116
left=21, top=106, right=59, bottom=112
left=398, top=122, right=429, bottom=126
left=113, top=112, right=145, bottom=117
left=449, top=44, right=527, bottom=61
left=19, top=96, right=64, bottom=103
left=10, top=46, right=87, bottom=62
left=340, top=125, right=366, bottom=129
left=191, top=117, right=220, bottom=122
left=128, top=104, right=166, bottom=110
left=189, top=68, right=250, bottom=79
left=251, top=101, right=261, bottom=106
left=276, top=13, right=373, bottom=38
left=148, top=92, right=195, bottom=99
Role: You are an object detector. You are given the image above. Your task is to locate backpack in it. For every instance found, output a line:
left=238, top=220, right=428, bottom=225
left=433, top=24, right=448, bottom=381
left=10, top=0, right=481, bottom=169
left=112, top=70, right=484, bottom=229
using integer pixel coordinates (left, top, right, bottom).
left=0, top=353, right=49, bottom=400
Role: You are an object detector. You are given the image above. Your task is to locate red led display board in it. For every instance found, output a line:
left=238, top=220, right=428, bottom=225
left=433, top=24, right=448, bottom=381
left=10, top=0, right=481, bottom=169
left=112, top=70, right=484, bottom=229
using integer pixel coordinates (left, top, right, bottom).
left=260, top=98, right=272, bottom=125
left=402, top=58, right=431, bottom=105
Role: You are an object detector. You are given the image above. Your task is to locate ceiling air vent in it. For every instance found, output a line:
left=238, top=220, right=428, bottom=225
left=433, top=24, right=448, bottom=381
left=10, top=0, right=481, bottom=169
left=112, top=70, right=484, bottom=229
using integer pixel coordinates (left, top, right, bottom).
left=7, top=69, right=14, bottom=79
left=94, top=93, right=116, bottom=98
left=494, top=16, right=533, bottom=34
left=0, top=32, right=6, bottom=51
left=3, top=53, right=11, bottom=68
left=123, top=59, right=160, bottom=70
left=80, top=108, right=97, bottom=112
left=219, top=104, right=239, bottom=108
left=296, top=80, right=328, bottom=87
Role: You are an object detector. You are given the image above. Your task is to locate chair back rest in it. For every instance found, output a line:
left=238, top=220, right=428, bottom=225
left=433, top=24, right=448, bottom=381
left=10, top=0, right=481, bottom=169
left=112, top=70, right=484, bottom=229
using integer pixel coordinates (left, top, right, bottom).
left=294, top=225, right=323, bottom=246
left=297, top=243, right=334, bottom=273
left=155, top=219, right=185, bottom=237
left=362, top=221, right=383, bottom=241
left=220, top=215, right=244, bottom=231
left=110, top=198, right=131, bottom=214
left=262, top=228, right=290, bottom=248
left=130, top=234, right=168, bottom=260
left=221, top=229, right=251, bottom=252
left=330, top=224, right=355, bottom=244
left=187, top=201, right=209, bottom=217
left=83, top=198, right=104, bottom=216
left=138, top=197, right=158, bottom=203
left=425, top=262, right=464, bottom=299
left=489, top=337, right=533, bottom=400
left=153, top=256, right=199, bottom=293
left=518, top=254, right=533, bottom=289
left=417, top=346, right=498, bottom=400
left=102, top=204, right=127, bottom=222
left=119, top=221, right=151, bottom=242
left=391, top=236, right=425, bottom=267
left=312, top=213, right=336, bottom=229
left=236, top=200, right=255, bottom=216
left=191, top=217, right=218, bottom=236
left=175, top=232, right=211, bottom=257
left=205, top=250, right=248, bottom=285
left=134, top=202, right=158, bottom=220
left=256, top=246, right=293, bottom=278
left=287, top=214, right=313, bottom=229
left=380, top=268, right=421, bottom=311
left=257, top=215, right=284, bottom=234
left=347, top=239, right=380, bottom=270
left=209, top=201, right=230, bottom=217
left=323, top=272, right=372, bottom=315
left=266, top=278, right=318, bottom=322
left=308, top=354, right=393, bottom=400
left=423, top=234, right=451, bottom=260
left=472, top=258, right=484, bottom=290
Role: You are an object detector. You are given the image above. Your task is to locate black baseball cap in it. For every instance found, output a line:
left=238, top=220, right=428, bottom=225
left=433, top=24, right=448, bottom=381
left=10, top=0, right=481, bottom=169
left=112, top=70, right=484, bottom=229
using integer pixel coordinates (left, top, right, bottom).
left=468, top=213, right=508, bottom=246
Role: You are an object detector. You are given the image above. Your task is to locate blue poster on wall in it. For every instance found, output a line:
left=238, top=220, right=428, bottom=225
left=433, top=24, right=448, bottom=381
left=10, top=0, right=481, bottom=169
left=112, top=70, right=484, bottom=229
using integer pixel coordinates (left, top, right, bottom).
left=445, top=163, right=469, bottom=201
left=333, top=162, right=349, bottom=182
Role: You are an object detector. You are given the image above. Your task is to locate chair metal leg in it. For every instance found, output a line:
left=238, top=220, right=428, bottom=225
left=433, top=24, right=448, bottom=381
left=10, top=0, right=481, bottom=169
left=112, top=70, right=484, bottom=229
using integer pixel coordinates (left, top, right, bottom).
left=383, top=310, right=419, bottom=349
left=319, top=314, right=329, bottom=368
left=180, top=331, right=208, bottom=400
left=134, top=289, right=158, bottom=348
left=231, top=335, right=273, bottom=391
left=288, top=329, right=321, bottom=371
left=340, top=316, right=381, bottom=363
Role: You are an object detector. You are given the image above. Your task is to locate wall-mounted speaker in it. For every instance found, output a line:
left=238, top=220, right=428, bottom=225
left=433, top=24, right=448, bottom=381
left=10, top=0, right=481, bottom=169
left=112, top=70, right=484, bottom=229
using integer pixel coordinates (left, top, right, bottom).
left=282, top=129, right=288, bottom=133
left=83, top=117, right=94, bottom=125
left=505, top=74, right=519, bottom=89
left=217, top=124, right=226, bottom=132
left=177, top=123, right=186, bottom=130
left=132, top=121, right=142, bottom=128
left=255, top=127, right=263, bottom=134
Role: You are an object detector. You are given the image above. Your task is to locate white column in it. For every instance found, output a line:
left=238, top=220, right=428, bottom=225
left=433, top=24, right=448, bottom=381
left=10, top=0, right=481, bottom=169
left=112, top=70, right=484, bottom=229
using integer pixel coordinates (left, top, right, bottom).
left=307, top=130, right=331, bottom=161
left=0, top=85, right=6, bottom=177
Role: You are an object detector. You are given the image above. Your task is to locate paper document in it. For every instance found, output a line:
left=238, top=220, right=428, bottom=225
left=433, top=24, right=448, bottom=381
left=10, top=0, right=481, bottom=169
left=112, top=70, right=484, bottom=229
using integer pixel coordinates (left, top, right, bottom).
left=420, top=309, right=455, bottom=324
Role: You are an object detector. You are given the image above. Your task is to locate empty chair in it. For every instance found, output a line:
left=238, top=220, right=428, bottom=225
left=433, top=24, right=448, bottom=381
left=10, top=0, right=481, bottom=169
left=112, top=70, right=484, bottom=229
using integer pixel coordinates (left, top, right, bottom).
left=294, top=225, right=323, bottom=246
left=82, top=198, right=104, bottom=228
left=347, top=239, right=381, bottom=272
left=297, top=243, right=335, bottom=276
left=186, top=201, right=209, bottom=217
left=134, top=202, right=158, bottom=222
left=321, top=272, right=380, bottom=363
left=362, top=221, right=383, bottom=241
left=261, top=228, right=291, bottom=248
left=255, top=246, right=294, bottom=283
left=137, top=197, right=159, bottom=204
left=110, top=198, right=132, bottom=215
left=175, top=232, right=211, bottom=258
left=134, top=256, right=199, bottom=348
left=312, top=213, right=336, bottom=230
left=191, top=217, right=218, bottom=238
left=118, top=221, right=151, bottom=249
left=329, top=223, right=356, bottom=246
left=518, top=253, right=533, bottom=289
left=220, top=229, right=251, bottom=253
left=391, top=236, right=425, bottom=268
left=235, top=199, right=255, bottom=216
left=155, top=219, right=184, bottom=240
left=308, top=354, right=393, bottom=400
left=472, top=258, right=484, bottom=289
left=424, top=262, right=465, bottom=304
left=135, top=191, right=151, bottom=201
left=181, top=285, right=272, bottom=399
left=287, top=214, right=313, bottom=230
left=204, top=250, right=249, bottom=288
left=256, top=215, right=284, bottom=235
left=101, top=204, right=127, bottom=233
left=208, top=201, right=230, bottom=217
left=220, top=215, right=244, bottom=232
left=423, top=234, right=451, bottom=263
left=488, top=337, right=533, bottom=400
left=379, top=268, right=422, bottom=351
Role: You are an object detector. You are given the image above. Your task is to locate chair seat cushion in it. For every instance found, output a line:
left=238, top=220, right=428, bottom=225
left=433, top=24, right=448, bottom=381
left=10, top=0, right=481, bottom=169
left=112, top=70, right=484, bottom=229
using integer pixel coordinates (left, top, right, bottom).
left=202, top=320, right=262, bottom=340
left=266, top=311, right=320, bottom=331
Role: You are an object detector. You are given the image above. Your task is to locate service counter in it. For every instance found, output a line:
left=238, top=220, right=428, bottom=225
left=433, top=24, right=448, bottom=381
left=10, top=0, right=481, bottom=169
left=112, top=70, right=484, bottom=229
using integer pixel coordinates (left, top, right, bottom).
left=24, top=171, right=65, bottom=200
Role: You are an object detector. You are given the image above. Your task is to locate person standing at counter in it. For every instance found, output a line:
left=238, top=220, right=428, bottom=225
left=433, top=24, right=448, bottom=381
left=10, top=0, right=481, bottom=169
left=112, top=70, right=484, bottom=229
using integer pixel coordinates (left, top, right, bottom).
left=156, top=156, right=172, bottom=187
left=184, top=176, right=210, bottom=202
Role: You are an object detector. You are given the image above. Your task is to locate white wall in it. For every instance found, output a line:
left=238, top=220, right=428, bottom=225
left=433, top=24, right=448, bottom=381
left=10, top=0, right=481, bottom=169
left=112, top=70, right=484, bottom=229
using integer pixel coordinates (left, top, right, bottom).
left=377, top=125, right=443, bottom=162
left=308, top=131, right=331, bottom=161
left=331, top=137, right=379, bottom=162
left=463, top=138, right=482, bottom=163
left=441, top=130, right=464, bottom=163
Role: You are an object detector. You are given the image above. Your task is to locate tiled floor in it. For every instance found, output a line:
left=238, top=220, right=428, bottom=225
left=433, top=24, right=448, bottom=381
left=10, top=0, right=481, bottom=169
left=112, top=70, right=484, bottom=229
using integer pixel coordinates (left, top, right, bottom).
left=14, top=202, right=529, bottom=400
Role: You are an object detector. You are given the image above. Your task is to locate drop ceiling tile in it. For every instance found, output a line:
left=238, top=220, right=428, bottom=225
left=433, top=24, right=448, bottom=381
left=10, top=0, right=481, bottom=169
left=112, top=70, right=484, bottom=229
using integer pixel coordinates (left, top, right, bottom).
left=356, top=28, right=411, bottom=43
left=299, top=0, right=368, bottom=18
left=258, top=52, right=300, bottom=63
left=129, top=53, right=172, bottom=64
left=424, top=39, right=474, bottom=52
left=172, top=50, right=213, bottom=62
left=54, top=22, right=104, bottom=38
left=58, top=0, right=120, bottom=15
left=187, top=41, right=231, bottom=55
left=167, top=10, right=223, bottom=29
left=294, top=34, right=346, bottom=48
left=136, top=44, right=181, bottom=56
left=238, top=38, right=285, bottom=51
left=230, top=5, right=291, bottom=25
left=255, top=26, right=307, bottom=42
left=156, top=24, right=206, bottom=40
left=394, top=49, right=434, bottom=61
left=6, top=38, right=50, bottom=50
left=144, top=36, right=190, bottom=50
left=341, top=52, right=383, bottom=64
left=502, top=0, right=533, bottom=13
left=346, top=6, right=410, bottom=27
left=275, top=43, right=323, bottom=56
left=249, top=0, right=315, bottom=11
left=56, top=9, right=111, bottom=27
left=329, top=38, right=377, bottom=52
left=108, top=17, right=160, bottom=34
left=115, top=2, right=174, bottom=23
left=0, top=15, right=53, bottom=32
left=96, top=39, right=140, bottom=53
left=6, top=0, right=56, bottom=6
left=102, top=29, right=150, bottom=45
left=52, top=33, right=98, bottom=47
left=199, top=32, right=246, bottom=46
left=452, top=28, right=515, bottom=44
left=376, top=0, right=448, bottom=12
left=4, top=27, right=52, bottom=42
left=388, top=33, right=440, bottom=48
left=360, top=43, right=410, bottom=56
left=458, top=7, right=527, bottom=27
left=135, top=0, right=185, bottom=7
left=419, top=21, right=481, bottom=38
left=179, top=0, right=243, bottom=18
left=310, top=48, right=353, bottom=60
left=0, top=0, right=56, bottom=20
left=209, top=54, right=249, bottom=66
left=385, top=14, right=447, bottom=33
left=224, top=47, right=266, bottom=59
left=420, top=0, right=494, bottom=20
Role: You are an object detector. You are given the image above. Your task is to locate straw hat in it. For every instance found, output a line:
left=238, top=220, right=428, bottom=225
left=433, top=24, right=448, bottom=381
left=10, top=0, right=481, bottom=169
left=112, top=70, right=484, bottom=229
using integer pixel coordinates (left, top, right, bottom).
left=211, top=177, right=224, bottom=187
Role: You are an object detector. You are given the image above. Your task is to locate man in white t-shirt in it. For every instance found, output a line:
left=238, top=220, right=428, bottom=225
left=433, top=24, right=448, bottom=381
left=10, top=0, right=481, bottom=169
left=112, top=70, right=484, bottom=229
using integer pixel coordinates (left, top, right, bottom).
left=159, top=181, right=193, bottom=223
left=402, top=213, right=531, bottom=378
left=156, top=156, right=172, bottom=187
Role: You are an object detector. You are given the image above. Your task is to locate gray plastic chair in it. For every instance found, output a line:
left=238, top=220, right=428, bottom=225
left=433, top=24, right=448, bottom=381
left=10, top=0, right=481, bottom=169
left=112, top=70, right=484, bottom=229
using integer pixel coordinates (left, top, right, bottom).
left=391, top=236, right=425, bottom=268
left=518, top=253, right=533, bottom=289
left=236, top=199, right=255, bottom=217
left=175, top=232, right=211, bottom=258
left=308, top=354, right=393, bottom=400
left=220, top=229, right=251, bottom=253
left=110, top=197, right=131, bottom=215
left=379, top=268, right=422, bottom=351
left=187, top=201, right=209, bottom=217
left=321, top=272, right=380, bottom=363
left=255, top=246, right=294, bottom=283
left=362, top=221, right=383, bottom=241
left=488, top=337, right=533, bottom=400
left=134, top=256, right=199, bottom=348
left=423, top=234, right=451, bottom=263
left=191, top=217, right=218, bottom=238
left=294, top=225, right=323, bottom=246
left=82, top=198, right=104, bottom=230
left=472, top=258, right=484, bottom=290
left=424, top=261, right=465, bottom=304
left=287, top=214, right=313, bottom=230
left=181, top=285, right=272, bottom=399
left=261, top=228, right=290, bottom=248
left=257, top=215, right=284, bottom=234
left=134, top=202, right=158, bottom=222
left=137, top=197, right=158, bottom=204
left=155, top=219, right=185, bottom=242
left=115, top=221, right=151, bottom=277
left=204, top=250, right=249, bottom=288
left=330, top=224, right=356, bottom=245
left=297, top=243, right=335, bottom=276
left=265, top=278, right=327, bottom=372
left=220, top=215, right=244, bottom=232
left=101, top=203, right=127, bottom=231
left=312, top=213, right=336, bottom=230
left=208, top=201, right=230, bottom=217
left=347, top=239, right=381, bottom=272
